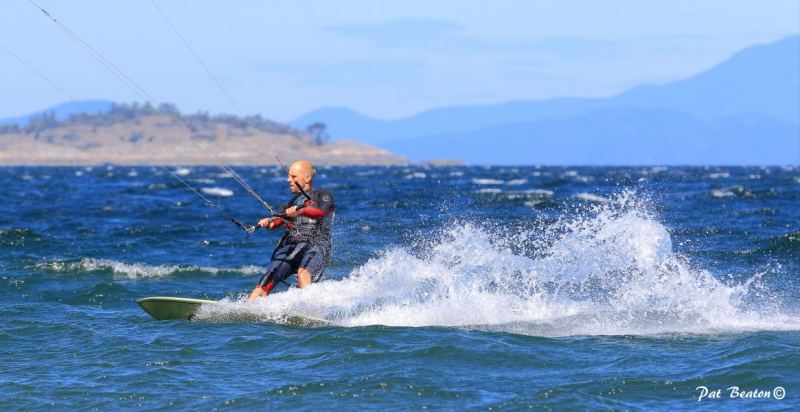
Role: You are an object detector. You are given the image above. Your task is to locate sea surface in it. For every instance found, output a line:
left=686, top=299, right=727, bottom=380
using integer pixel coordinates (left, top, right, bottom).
left=1, top=165, right=798, bottom=410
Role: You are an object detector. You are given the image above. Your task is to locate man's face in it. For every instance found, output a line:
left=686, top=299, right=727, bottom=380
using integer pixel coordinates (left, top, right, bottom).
left=287, top=167, right=307, bottom=193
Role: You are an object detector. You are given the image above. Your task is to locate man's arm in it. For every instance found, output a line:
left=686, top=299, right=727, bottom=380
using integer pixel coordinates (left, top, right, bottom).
left=258, top=199, right=294, bottom=229
left=299, top=190, right=334, bottom=219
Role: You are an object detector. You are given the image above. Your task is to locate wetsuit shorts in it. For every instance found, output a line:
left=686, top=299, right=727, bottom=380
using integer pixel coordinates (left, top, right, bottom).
left=257, top=243, right=326, bottom=288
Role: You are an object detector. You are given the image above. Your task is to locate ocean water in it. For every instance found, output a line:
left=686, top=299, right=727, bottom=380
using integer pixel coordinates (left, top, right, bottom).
left=1, top=165, right=798, bottom=410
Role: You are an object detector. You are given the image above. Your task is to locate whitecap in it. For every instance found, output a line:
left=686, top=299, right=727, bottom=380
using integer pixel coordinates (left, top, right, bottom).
left=709, top=172, right=730, bottom=179
left=575, top=193, right=610, bottom=203
left=201, top=187, right=234, bottom=197
left=506, top=179, right=527, bottom=186
left=405, top=172, right=426, bottom=179
left=711, top=189, right=734, bottom=198
left=476, top=188, right=502, bottom=194
left=35, top=258, right=262, bottom=279
left=174, top=167, right=191, bottom=176
left=472, top=178, right=504, bottom=185
left=524, top=189, right=554, bottom=197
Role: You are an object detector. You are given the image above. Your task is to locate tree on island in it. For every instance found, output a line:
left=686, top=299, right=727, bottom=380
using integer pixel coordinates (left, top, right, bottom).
left=305, top=122, right=330, bottom=145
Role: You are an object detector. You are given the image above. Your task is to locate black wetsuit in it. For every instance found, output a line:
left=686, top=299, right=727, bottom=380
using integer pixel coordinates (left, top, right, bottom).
left=257, top=188, right=335, bottom=290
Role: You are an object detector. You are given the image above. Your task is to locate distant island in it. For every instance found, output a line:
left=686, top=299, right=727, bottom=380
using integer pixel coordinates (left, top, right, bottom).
left=0, top=103, right=407, bottom=165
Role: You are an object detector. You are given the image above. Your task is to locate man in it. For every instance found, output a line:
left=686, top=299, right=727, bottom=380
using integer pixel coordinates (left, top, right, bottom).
left=248, top=160, right=335, bottom=302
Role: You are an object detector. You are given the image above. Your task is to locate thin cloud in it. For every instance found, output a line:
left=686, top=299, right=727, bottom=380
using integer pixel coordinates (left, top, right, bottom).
left=328, top=19, right=462, bottom=48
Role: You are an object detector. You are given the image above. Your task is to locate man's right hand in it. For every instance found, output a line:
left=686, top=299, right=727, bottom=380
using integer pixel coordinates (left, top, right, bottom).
left=258, top=217, right=276, bottom=228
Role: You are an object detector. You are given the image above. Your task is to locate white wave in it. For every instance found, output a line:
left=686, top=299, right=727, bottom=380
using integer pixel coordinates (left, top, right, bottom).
left=711, top=186, right=753, bottom=198
left=476, top=188, right=502, bottom=194
left=36, top=258, right=261, bottom=279
left=524, top=200, right=547, bottom=208
left=524, top=189, right=554, bottom=197
left=405, top=172, right=426, bottom=179
left=575, top=193, right=610, bottom=203
left=449, top=171, right=464, bottom=177
left=201, top=187, right=234, bottom=197
left=198, top=190, right=799, bottom=336
left=506, top=179, right=527, bottom=186
left=174, top=167, right=192, bottom=176
left=709, top=172, right=730, bottom=179
left=473, top=178, right=504, bottom=185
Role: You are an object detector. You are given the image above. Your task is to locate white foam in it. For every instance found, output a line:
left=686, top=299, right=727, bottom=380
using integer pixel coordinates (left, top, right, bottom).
left=473, top=178, right=504, bottom=185
left=575, top=193, right=610, bottom=203
left=709, top=172, right=730, bottom=179
left=506, top=179, right=527, bottom=186
left=36, top=258, right=261, bottom=279
left=201, top=187, right=234, bottom=197
left=197, top=190, right=798, bottom=336
left=405, top=172, right=427, bottom=179
left=711, top=186, right=753, bottom=198
left=174, top=167, right=191, bottom=176
left=524, top=189, right=554, bottom=197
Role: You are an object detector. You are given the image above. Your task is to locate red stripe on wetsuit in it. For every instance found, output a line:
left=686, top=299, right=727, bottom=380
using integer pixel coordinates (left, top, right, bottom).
left=267, top=207, right=328, bottom=230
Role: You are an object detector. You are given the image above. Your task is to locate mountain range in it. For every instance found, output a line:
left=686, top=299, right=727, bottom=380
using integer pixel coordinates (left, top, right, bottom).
left=3, top=36, right=798, bottom=165
left=293, top=36, right=799, bottom=165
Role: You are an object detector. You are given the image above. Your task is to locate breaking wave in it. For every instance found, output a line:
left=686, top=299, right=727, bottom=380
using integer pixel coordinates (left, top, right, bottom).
left=34, top=258, right=261, bottom=279
left=197, top=191, right=799, bottom=336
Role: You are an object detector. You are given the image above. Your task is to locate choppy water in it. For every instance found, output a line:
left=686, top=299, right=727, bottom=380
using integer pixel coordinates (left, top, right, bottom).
left=1, top=165, right=798, bottom=410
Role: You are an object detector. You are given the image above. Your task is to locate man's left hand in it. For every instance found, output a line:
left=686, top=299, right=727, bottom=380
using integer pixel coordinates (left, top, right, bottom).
left=285, top=206, right=301, bottom=217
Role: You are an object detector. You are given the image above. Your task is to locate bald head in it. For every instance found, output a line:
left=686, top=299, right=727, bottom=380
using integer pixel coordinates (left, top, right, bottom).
left=287, top=160, right=316, bottom=193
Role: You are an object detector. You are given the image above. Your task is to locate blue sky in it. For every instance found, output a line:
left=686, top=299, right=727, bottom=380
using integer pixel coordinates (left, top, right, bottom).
left=1, top=0, right=797, bottom=121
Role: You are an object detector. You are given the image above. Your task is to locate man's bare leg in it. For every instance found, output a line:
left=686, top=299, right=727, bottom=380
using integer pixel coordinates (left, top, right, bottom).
left=297, top=268, right=312, bottom=288
left=248, top=286, right=266, bottom=303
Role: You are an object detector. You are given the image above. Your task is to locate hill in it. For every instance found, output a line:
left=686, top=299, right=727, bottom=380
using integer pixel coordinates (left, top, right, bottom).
left=0, top=103, right=406, bottom=165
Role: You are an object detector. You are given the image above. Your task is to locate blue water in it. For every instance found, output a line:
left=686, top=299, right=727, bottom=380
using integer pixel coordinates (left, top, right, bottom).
left=1, top=165, right=798, bottom=410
